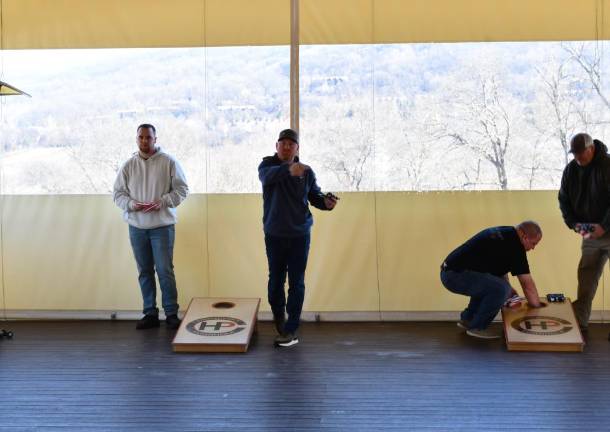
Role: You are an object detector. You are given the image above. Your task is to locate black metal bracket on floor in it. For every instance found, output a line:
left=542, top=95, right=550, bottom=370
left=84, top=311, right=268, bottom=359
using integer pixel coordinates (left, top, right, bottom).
left=1, top=329, right=13, bottom=339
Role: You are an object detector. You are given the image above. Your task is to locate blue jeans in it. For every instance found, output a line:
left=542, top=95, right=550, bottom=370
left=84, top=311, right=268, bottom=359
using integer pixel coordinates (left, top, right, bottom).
left=440, top=269, right=511, bottom=330
left=265, top=234, right=311, bottom=334
left=129, top=224, right=178, bottom=316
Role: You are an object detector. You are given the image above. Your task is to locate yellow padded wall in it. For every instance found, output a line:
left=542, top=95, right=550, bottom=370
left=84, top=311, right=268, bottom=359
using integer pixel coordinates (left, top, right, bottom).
left=2, top=0, right=289, bottom=49
left=301, top=0, right=605, bottom=44
left=301, top=0, right=373, bottom=45
left=376, top=191, right=584, bottom=311
left=1, top=191, right=597, bottom=315
left=206, top=194, right=268, bottom=300
left=205, top=193, right=379, bottom=311
left=3, top=0, right=206, bottom=49
left=604, top=261, right=610, bottom=319
left=373, top=0, right=602, bottom=44
left=205, top=0, right=290, bottom=47
left=2, top=195, right=208, bottom=311
left=306, top=192, right=379, bottom=311
left=1, top=0, right=609, bottom=49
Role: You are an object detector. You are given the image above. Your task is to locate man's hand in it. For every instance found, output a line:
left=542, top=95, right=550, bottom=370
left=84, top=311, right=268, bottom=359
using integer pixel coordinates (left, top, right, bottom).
left=575, top=223, right=605, bottom=239
left=589, top=223, right=606, bottom=239
left=324, top=194, right=338, bottom=210
left=289, top=162, right=310, bottom=177
left=517, top=273, right=541, bottom=308
left=133, top=200, right=162, bottom=212
left=132, top=201, right=147, bottom=211
left=142, top=200, right=162, bottom=213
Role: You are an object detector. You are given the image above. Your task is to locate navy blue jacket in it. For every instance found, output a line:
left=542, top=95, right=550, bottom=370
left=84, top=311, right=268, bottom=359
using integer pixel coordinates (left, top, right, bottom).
left=258, top=154, right=329, bottom=237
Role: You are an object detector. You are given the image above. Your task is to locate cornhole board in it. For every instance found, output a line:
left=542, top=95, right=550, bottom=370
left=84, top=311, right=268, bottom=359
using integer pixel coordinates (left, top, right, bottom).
left=173, top=297, right=260, bottom=353
left=501, top=297, right=584, bottom=352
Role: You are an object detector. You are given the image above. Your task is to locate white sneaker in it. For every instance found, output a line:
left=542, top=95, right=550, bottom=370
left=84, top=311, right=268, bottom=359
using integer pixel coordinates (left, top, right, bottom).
left=274, top=332, right=299, bottom=347
left=466, top=328, right=502, bottom=340
left=456, top=320, right=470, bottom=330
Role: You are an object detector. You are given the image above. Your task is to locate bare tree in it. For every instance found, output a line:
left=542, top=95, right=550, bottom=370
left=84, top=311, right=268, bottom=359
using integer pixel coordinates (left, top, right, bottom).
left=529, top=46, right=607, bottom=187
left=303, top=97, right=374, bottom=192
left=434, top=73, right=512, bottom=190
left=393, top=99, right=433, bottom=191
left=562, top=42, right=610, bottom=110
left=536, top=60, right=578, bottom=165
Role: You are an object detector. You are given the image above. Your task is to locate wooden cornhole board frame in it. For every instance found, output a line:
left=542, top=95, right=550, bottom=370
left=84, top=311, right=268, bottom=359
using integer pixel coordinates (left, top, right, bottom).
left=501, top=297, right=584, bottom=352
left=172, top=297, right=260, bottom=353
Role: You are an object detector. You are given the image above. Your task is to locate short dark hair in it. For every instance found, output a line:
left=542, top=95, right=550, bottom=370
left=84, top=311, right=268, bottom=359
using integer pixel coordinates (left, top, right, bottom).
left=137, top=123, right=156, bottom=135
left=517, top=220, right=542, bottom=238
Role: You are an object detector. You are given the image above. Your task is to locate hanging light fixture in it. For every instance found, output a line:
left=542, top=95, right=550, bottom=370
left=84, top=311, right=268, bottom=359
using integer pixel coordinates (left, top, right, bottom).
left=0, top=80, right=30, bottom=97
left=0, top=0, right=30, bottom=97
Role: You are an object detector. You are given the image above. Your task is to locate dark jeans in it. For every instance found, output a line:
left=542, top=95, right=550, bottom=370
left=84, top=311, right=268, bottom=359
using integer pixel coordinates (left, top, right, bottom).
left=129, top=224, right=178, bottom=316
left=265, top=233, right=311, bottom=334
left=440, top=269, right=511, bottom=330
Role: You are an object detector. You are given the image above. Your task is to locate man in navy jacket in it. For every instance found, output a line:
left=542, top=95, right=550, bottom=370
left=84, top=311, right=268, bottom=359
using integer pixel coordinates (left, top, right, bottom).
left=258, top=129, right=338, bottom=347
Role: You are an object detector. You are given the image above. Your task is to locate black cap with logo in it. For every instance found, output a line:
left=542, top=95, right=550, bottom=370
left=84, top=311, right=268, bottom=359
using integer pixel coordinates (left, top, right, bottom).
left=278, top=129, right=299, bottom=144
left=569, top=133, right=594, bottom=154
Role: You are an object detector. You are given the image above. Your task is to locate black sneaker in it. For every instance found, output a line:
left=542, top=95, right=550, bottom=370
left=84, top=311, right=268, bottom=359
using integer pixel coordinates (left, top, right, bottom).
left=136, top=314, right=160, bottom=330
left=274, top=332, right=298, bottom=347
left=273, top=314, right=286, bottom=335
left=166, top=314, right=182, bottom=330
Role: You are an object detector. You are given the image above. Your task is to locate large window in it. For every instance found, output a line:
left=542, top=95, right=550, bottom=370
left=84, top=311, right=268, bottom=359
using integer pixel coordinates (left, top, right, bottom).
left=1, top=48, right=205, bottom=194
left=300, top=44, right=375, bottom=192
left=0, top=46, right=291, bottom=194
left=301, top=41, right=609, bottom=192
left=1, top=41, right=608, bottom=193
left=373, top=41, right=609, bottom=191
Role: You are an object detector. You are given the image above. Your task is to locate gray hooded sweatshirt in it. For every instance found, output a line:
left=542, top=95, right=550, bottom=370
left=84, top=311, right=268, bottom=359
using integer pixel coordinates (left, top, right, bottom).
left=113, top=147, right=189, bottom=229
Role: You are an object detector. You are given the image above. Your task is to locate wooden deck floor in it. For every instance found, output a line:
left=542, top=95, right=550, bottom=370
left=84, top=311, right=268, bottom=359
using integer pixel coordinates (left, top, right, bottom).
left=1, top=321, right=609, bottom=431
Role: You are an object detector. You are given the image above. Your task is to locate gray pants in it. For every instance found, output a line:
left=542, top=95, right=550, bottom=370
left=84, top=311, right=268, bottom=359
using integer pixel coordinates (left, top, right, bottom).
left=573, top=233, right=610, bottom=328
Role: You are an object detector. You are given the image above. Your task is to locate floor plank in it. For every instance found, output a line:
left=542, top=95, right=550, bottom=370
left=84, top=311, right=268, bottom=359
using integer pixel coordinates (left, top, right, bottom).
left=0, top=321, right=609, bottom=431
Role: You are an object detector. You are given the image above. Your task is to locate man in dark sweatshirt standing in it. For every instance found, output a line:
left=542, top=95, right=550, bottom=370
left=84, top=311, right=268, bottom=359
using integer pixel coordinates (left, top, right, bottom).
left=258, top=129, right=338, bottom=347
left=559, top=133, right=610, bottom=337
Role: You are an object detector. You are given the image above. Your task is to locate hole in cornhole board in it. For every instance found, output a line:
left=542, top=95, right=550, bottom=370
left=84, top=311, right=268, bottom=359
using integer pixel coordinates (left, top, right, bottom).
left=213, top=302, right=235, bottom=309
left=173, top=298, right=260, bottom=353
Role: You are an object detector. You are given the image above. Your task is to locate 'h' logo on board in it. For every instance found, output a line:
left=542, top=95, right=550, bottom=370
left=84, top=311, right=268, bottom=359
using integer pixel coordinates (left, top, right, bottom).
left=511, top=316, right=573, bottom=336
left=186, top=317, right=247, bottom=337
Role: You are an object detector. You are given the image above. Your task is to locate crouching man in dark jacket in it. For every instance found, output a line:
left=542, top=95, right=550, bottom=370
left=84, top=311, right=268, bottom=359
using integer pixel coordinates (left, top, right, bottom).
left=440, top=222, right=543, bottom=340
left=258, top=129, right=338, bottom=347
left=558, top=133, right=610, bottom=336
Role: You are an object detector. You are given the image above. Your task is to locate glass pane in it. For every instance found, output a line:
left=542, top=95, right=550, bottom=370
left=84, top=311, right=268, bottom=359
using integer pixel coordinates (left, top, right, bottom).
left=1, top=48, right=205, bottom=194
left=205, top=46, right=290, bottom=193
left=373, top=41, right=608, bottom=191
left=300, top=44, right=375, bottom=192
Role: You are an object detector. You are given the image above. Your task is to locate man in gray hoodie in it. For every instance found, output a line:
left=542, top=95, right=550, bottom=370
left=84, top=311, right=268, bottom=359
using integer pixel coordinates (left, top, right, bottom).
left=113, top=124, right=189, bottom=330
